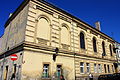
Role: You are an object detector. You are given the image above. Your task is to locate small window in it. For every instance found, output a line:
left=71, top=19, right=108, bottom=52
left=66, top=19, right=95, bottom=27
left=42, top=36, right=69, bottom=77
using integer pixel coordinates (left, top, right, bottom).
left=104, top=64, right=107, bottom=73
left=86, top=63, right=90, bottom=73
left=109, top=45, right=113, bottom=56
left=98, top=64, right=102, bottom=73
left=102, top=41, right=106, bottom=55
left=43, top=64, right=49, bottom=78
left=80, top=62, right=84, bottom=73
left=108, top=65, right=110, bottom=73
left=57, top=65, right=62, bottom=77
left=94, top=64, right=97, bottom=73
left=80, top=32, right=85, bottom=49
left=112, top=65, right=114, bottom=72
left=93, top=37, right=97, bottom=52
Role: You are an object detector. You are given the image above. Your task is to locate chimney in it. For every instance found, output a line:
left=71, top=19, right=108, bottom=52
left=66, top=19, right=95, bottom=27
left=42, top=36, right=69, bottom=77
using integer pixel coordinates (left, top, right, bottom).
left=95, top=21, right=101, bottom=31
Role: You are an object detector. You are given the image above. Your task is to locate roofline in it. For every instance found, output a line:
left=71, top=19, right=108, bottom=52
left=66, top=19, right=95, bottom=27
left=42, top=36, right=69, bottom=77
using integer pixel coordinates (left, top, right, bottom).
left=4, top=0, right=30, bottom=28
left=4, top=0, right=115, bottom=42
left=36, top=0, right=114, bottom=42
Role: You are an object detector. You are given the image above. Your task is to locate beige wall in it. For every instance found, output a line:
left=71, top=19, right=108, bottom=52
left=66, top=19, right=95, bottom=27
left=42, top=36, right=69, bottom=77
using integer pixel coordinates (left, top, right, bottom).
left=22, top=50, right=75, bottom=80
left=0, top=4, right=29, bottom=54
left=0, top=0, right=117, bottom=80
left=25, top=0, right=116, bottom=60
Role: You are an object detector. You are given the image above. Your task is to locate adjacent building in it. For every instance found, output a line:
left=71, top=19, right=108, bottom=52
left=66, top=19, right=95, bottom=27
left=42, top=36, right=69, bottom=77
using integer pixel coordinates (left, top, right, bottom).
left=114, top=42, right=120, bottom=72
left=0, top=0, right=118, bottom=80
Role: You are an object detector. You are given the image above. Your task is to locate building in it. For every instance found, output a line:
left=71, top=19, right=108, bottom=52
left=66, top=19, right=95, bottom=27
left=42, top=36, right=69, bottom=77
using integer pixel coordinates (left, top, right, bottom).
left=0, top=0, right=118, bottom=80
left=114, top=42, right=120, bottom=72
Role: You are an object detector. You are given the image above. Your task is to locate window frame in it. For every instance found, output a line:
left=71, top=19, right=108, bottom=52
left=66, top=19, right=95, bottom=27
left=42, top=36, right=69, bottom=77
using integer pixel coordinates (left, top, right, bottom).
left=80, top=32, right=85, bottom=49
left=98, top=64, right=102, bottom=73
left=86, top=63, right=90, bottom=73
left=42, top=64, right=49, bottom=78
left=56, top=65, right=62, bottom=77
left=80, top=62, right=84, bottom=73
left=104, top=64, right=107, bottom=73
left=108, top=65, right=110, bottom=73
left=102, top=41, right=106, bottom=55
left=94, top=64, right=97, bottom=73
left=109, top=44, right=113, bottom=56
left=93, top=37, right=97, bottom=52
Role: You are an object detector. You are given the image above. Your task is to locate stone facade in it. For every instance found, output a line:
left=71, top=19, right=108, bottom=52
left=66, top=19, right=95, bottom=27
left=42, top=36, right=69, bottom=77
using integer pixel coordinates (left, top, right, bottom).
left=0, top=0, right=118, bottom=80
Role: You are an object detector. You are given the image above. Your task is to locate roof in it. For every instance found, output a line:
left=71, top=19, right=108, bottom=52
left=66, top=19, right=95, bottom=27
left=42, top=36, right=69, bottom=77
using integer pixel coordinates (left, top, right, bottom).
left=4, top=0, right=115, bottom=42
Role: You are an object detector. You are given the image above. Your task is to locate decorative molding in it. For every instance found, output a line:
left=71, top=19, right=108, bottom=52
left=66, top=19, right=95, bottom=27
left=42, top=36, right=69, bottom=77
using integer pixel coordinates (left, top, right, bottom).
left=59, top=16, right=71, bottom=23
left=37, top=38, right=49, bottom=45
left=36, top=5, right=53, bottom=15
left=61, top=43, right=70, bottom=50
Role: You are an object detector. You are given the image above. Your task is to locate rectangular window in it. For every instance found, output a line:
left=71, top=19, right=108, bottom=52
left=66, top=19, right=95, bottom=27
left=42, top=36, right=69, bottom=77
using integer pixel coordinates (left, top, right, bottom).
left=108, top=65, right=110, bottom=73
left=104, top=64, right=107, bottom=73
left=112, top=65, right=114, bottom=72
left=98, top=64, right=102, bottom=73
left=94, top=64, right=97, bottom=73
left=43, top=64, right=49, bottom=78
left=86, top=63, right=90, bottom=73
left=57, top=65, right=62, bottom=77
left=80, top=62, right=84, bottom=73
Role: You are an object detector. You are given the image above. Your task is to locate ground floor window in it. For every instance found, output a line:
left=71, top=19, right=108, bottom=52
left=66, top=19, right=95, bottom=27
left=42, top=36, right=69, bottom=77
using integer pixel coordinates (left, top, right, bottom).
left=43, top=64, right=49, bottom=78
left=80, top=62, right=84, bottom=73
left=108, top=65, right=110, bottom=73
left=57, top=65, right=62, bottom=77
left=98, top=64, right=102, bottom=73
left=104, top=64, right=107, bottom=73
left=86, top=63, right=90, bottom=73
left=94, top=64, right=97, bottom=73
left=112, top=65, right=114, bottom=72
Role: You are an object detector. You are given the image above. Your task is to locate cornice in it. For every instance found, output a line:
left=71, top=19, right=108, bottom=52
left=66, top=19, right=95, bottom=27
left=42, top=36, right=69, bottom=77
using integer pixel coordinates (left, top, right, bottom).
left=23, top=41, right=116, bottom=62
left=4, top=0, right=30, bottom=28
left=32, top=0, right=114, bottom=43
left=0, top=41, right=116, bottom=62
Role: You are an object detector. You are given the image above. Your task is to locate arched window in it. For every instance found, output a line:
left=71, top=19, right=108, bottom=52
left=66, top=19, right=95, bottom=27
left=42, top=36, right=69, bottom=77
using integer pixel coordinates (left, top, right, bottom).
left=109, top=44, right=113, bottom=56
left=93, top=37, right=97, bottom=52
left=36, top=17, right=50, bottom=40
left=102, top=41, right=106, bottom=55
left=61, top=24, right=70, bottom=45
left=80, top=32, right=85, bottom=49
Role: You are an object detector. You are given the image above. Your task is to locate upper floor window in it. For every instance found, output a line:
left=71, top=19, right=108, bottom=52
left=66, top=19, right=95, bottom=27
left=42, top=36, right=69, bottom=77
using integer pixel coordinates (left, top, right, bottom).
left=102, top=41, right=106, bottom=55
left=37, top=17, right=50, bottom=40
left=93, top=37, right=97, bottom=52
left=109, top=44, right=113, bottom=56
left=61, top=24, right=70, bottom=45
left=80, top=32, right=85, bottom=49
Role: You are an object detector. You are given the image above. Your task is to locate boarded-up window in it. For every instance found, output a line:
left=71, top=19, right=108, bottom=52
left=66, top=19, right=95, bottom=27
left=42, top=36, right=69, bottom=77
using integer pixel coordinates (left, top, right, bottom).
left=61, top=25, right=70, bottom=45
left=37, top=18, right=50, bottom=40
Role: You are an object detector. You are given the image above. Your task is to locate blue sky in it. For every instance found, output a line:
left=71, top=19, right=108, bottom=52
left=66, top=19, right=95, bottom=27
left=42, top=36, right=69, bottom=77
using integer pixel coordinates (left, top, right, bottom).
left=0, top=0, right=120, bottom=42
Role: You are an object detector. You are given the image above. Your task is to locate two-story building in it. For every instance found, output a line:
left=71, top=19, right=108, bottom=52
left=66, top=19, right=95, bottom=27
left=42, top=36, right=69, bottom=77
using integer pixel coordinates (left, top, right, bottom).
left=0, top=0, right=117, bottom=80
